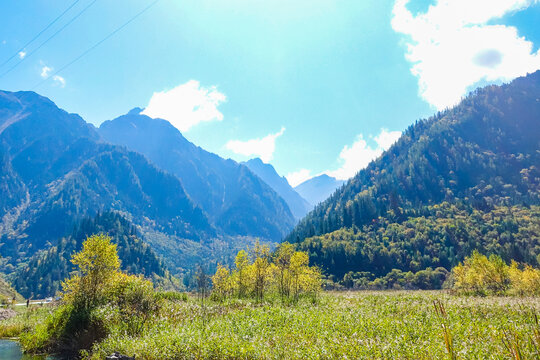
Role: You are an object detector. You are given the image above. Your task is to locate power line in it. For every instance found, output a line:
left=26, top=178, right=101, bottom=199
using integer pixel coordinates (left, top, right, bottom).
left=0, top=0, right=82, bottom=69
left=0, top=0, right=99, bottom=81
left=34, top=0, right=160, bottom=90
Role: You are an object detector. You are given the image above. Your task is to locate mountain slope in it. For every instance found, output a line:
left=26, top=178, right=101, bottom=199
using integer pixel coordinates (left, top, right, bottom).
left=294, top=174, right=345, bottom=206
left=243, top=158, right=312, bottom=219
left=99, top=111, right=295, bottom=240
left=12, top=212, right=174, bottom=298
left=0, top=91, right=213, bottom=265
left=287, top=71, right=540, bottom=280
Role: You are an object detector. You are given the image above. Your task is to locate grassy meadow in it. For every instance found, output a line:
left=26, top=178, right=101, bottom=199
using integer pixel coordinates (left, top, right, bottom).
left=2, top=238, right=539, bottom=359
left=2, top=291, right=539, bottom=359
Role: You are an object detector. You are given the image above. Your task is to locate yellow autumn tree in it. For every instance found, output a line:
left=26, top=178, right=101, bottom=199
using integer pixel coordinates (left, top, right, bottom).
left=451, top=251, right=540, bottom=296
left=211, top=242, right=322, bottom=303
left=290, top=251, right=309, bottom=301
left=211, top=264, right=232, bottom=301
left=233, top=250, right=250, bottom=298
left=62, top=234, right=121, bottom=308
left=251, top=241, right=271, bottom=302
left=509, top=261, right=540, bottom=296
left=274, top=242, right=295, bottom=301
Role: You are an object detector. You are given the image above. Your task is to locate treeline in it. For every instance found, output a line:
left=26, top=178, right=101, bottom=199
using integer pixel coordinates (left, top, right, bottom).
left=327, top=250, right=540, bottom=294
left=298, top=204, right=539, bottom=284
left=211, top=242, right=322, bottom=303
left=286, top=71, right=540, bottom=244
left=13, top=212, right=174, bottom=299
left=327, top=267, right=449, bottom=290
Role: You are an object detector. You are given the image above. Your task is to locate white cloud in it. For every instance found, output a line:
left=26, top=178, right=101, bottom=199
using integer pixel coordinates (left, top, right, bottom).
left=328, top=129, right=401, bottom=180
left=40, top=64, right=65, bottom=87
left=391, top=0, right=540, bottom=109
left=40, top=66, right=52, bottom=78
left=374, top=128, right=402, bottom=150
left=286, top=169, right=313, bottom=187
left=53, top=75, right=65, bottom=87
left=226, top=127, right=285, bottom=163
left=18, top=51, right=26, bottom=59
left=142, top=80, right=227, bottom=132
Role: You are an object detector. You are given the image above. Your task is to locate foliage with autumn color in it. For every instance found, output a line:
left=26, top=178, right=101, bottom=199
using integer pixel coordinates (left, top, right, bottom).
left=211, top=241, right=322, bottom=303
left=452, top=250, right=540, bottom=296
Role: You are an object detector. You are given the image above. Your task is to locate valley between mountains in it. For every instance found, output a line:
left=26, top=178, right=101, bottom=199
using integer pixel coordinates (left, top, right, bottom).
left=0, top=71, right=539, bottom=299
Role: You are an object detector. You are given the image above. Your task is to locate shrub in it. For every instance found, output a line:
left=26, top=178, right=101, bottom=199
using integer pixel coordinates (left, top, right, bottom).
left=508, top=261, right=540, bottom=296
left=108, top=273, right=161, bottom=335
left=20, top=303, right=108, bottom=355
left=452, top=251, right=540, bottom=296
left=21, top=234, right=162, bottom=356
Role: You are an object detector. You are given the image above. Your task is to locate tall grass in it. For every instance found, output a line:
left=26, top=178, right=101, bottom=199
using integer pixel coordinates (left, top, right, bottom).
left=87, top=291, right=539, bottom=359
left=433, top=299, right=457, bottom=360
left=3, top=292, right=540, bottom=359
left=0, top=305, right=54, bottom=338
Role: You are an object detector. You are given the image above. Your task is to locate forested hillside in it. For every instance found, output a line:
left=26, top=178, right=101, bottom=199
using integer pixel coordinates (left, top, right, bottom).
left=12, top=212, right=174, bottom=298
left=300, top=204, right=539, bottom=280
left=0, top=91, right=213, bottom=267
left=0, top=90, right=297, bottom=283
left=287, top=71, right=540, bottom=283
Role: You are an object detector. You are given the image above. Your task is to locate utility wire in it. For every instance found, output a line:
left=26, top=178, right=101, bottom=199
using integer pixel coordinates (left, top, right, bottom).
left=0, top=0, right=82, bottom=69
left=0, top=0, right=99, bottom=81
left=34, top=0, right=160, bottom=90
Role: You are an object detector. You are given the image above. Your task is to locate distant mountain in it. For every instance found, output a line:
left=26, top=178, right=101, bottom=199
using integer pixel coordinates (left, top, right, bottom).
left=0, top=90, right=212, bottom=266
left=286, top=71, right=540, bottom=282
left=243, top=158, right=312, bottom=219
left=99, top=110, right=295, bottom=240
left=13, top=212, right=174, bottom=298
left=294, top=174, right=345, bottom=206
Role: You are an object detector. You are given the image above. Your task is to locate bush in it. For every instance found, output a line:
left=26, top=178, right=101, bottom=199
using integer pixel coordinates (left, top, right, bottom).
left=452, top=251, right=540, bottom=296
left=337, top=268, right=450, bottom=290
left=508, top=262, right=540, bottom=296
left=20, top=304, right=108, bottom=355
left=21, top=234, right=162, bottom=356
left=108, top=273, right=162, bottom=335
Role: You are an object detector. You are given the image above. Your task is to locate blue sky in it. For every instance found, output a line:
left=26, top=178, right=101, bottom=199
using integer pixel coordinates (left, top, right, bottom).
left=1, top=0, right=539, bottom=185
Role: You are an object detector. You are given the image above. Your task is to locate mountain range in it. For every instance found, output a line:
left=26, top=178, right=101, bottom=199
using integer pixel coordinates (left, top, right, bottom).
left=99, top=109, right=295, bottom=240
left=0, top=91, right=213, bottom=266
left=2, top=70, right=540, bottom=295
left=0, top=91, right=298, bottom=283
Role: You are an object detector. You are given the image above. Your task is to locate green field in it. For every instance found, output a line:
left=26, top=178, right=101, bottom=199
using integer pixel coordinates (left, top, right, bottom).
left=63, top=291, right=540, bottom=359
left=2, top=291, right=539, bottom=359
